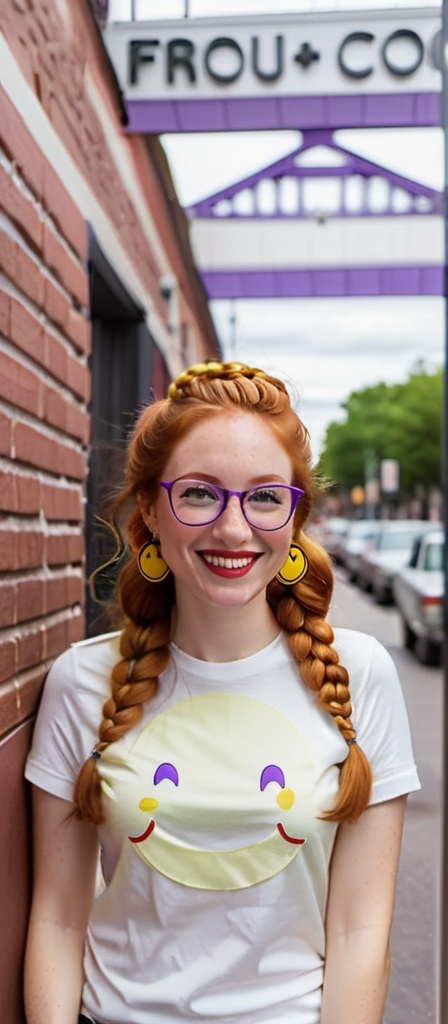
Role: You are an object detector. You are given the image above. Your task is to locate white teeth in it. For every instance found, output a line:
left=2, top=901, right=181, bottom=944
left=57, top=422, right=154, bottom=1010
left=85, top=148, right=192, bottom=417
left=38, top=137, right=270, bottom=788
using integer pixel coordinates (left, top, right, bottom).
left=202, top=554, right=254, bottom=569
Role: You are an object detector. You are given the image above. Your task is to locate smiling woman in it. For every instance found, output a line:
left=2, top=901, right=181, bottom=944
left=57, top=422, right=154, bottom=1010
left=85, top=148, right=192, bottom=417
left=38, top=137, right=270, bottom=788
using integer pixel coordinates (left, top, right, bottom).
left=24, top=361, right=419, bottom=1024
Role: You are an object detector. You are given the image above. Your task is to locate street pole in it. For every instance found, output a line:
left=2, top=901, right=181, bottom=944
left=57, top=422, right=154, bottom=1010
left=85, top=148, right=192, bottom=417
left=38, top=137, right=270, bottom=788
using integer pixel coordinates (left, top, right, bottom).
left=441, top=3, right=448, bottom=1021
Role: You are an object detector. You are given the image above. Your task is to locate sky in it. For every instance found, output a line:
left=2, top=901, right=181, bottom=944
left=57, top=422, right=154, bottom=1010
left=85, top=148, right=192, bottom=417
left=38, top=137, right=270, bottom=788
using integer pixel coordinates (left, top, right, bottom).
left=109, top=0, right=445, bottom=459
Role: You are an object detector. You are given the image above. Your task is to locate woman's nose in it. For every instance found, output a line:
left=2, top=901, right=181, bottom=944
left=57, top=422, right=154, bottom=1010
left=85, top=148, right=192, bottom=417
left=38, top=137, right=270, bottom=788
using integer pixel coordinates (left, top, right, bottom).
left=212, top=495, right=252, bottom=540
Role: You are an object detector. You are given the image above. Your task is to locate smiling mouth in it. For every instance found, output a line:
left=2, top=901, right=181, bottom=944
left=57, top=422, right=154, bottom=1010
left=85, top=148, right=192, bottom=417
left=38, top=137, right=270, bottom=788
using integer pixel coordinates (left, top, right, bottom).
left=129, top=818, right=305, bottom=847
left=199, top=551, right=261, bottom=577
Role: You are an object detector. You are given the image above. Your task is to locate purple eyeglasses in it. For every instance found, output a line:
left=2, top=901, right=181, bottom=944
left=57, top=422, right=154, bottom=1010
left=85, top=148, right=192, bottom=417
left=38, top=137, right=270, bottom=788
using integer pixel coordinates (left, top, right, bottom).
left=160, top=478, right=304, bottom=531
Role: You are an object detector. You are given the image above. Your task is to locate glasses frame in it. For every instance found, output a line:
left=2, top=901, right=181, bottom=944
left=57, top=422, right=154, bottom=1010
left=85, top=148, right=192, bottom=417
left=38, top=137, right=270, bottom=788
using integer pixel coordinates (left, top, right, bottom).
left=159, top=478, right=304, bottom=531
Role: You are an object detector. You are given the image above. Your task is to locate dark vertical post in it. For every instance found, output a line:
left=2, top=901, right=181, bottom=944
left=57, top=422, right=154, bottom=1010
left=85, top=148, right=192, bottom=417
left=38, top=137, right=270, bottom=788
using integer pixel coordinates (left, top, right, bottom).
left=441, top=3, right=448, bottom=1021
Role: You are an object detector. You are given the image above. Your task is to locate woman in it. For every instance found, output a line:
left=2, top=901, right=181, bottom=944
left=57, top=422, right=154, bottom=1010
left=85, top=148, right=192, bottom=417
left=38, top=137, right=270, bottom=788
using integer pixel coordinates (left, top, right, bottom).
left=24, top=360, right=419, bottom=1024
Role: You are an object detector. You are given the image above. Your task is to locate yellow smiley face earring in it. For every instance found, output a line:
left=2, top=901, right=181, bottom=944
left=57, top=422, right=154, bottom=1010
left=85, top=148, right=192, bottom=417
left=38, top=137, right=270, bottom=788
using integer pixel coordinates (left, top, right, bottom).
left=137, top=537, right=171, bottom=583
left=276, top=544, right=309, bottom=586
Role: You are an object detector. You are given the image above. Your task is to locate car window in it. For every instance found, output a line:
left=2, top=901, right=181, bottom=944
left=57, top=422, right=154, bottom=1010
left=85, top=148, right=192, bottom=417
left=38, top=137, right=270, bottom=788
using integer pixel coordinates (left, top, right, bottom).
left=425, top=542, right=444, bottom=572
left=379, top=530, right=422, bottom=551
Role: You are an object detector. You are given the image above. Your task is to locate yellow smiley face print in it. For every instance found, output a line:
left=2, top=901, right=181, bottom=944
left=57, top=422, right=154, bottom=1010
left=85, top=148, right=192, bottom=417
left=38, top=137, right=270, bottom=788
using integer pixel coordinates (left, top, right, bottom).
left=100, top=693, right=315, bottom=891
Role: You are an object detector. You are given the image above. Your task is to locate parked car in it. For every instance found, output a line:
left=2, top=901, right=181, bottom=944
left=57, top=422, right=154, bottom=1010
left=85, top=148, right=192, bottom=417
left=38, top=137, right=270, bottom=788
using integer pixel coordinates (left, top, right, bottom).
left=357, top=519, right=431, bottom=603
left=317, top=516, right=350, bottom=564
left=340, top=519, right=382, bottom=582
left=393, top=528, right=444, bottom=665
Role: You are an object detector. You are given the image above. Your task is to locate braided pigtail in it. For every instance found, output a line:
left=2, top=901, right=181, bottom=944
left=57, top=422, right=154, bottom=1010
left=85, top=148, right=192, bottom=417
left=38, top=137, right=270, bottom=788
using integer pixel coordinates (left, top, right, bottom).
left=75, top=503, right=173, bottom=824
left=74, top=616, right=171, bottom=824
left=268, top=533, right=373, bottom=822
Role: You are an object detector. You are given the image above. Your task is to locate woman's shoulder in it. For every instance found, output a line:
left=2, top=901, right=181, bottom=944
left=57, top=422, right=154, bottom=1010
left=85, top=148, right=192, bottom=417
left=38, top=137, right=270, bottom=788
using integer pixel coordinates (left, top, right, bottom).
left=331, top=626, right=398, bottom=689
left=44, top=630, right=122, bottom=701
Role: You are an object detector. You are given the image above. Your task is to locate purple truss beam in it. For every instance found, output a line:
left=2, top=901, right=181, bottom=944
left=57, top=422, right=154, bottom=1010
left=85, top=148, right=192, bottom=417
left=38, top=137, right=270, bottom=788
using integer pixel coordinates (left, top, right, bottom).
left=201, top=266, right=443, bottom=299
left=188, top=129, right=441, bottom=219
left=126, top=91, right=441, bottom=135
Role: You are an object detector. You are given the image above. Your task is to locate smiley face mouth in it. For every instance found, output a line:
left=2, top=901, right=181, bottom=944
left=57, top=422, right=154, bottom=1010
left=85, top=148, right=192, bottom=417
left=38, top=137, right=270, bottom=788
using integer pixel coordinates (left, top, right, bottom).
left=276, top=822, right=306, bottom=845
left=129, top=819, right=305, bottom=847
left=129, top=819, right=156, bottom=844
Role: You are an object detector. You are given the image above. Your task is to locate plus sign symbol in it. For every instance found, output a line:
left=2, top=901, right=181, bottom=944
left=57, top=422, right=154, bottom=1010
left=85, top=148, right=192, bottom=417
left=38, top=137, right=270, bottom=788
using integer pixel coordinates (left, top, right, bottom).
left=294, top=42, right=320, bottom=69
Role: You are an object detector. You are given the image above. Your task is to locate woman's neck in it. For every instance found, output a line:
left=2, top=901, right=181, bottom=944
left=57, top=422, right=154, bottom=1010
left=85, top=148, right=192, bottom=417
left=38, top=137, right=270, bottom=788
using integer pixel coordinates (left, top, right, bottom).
left=172, top=601, right=280, bottom=663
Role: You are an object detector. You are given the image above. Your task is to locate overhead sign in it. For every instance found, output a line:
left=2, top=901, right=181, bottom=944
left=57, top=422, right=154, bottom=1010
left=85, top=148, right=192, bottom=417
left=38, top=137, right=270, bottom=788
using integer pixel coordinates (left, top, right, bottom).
left=104, top=8, right=442, bottom=132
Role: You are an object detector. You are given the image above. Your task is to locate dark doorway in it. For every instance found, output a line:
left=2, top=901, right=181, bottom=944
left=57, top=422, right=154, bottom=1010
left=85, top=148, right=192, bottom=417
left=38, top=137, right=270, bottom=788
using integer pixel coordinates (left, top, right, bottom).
left=87, top=230, right=169, bottom=635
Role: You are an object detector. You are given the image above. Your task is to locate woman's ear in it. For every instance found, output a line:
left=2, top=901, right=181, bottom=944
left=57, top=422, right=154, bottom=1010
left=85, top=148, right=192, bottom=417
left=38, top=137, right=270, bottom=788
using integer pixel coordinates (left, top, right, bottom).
left=137, top=492, right=158, bottom=536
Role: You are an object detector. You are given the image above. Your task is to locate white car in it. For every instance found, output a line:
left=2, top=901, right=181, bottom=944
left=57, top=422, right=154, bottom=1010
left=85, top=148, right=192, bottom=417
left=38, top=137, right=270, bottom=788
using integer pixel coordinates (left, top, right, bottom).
left=357, top=520, right=431, bottom=603
left=340, top=519, right=382, bottom=583
left=392, top=528, right=444, bottom=665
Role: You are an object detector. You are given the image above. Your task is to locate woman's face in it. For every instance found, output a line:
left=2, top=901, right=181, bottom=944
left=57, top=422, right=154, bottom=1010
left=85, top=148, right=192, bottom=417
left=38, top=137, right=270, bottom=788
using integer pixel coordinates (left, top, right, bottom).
left=142, top=411, right=296, bottom=616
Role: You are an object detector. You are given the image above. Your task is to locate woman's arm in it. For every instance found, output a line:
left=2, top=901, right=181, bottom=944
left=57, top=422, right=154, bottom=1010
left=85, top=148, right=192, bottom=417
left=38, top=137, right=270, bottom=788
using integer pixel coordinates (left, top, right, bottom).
left=321, top=795, right=407, bottom=1024
left=24, top=785, right=99, bottom=1024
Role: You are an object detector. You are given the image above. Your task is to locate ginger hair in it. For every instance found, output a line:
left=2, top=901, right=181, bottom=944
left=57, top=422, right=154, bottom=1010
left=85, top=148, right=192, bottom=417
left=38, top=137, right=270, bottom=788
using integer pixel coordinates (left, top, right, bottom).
left=74, top=361, right=372, bottom=825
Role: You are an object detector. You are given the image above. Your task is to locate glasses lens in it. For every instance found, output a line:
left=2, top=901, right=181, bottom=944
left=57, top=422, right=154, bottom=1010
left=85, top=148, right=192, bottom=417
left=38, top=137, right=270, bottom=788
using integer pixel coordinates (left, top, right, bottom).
left=243, top=485, right=295, bottom=530
left=170, top=479, right=223, bottom=525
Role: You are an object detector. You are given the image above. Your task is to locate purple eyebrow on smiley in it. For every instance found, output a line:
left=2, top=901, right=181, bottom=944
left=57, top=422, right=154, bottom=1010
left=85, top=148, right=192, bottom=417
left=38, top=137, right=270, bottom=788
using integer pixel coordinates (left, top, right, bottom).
left=153, top=763, right=179, bottom=786
left=260, top=764, right=285, bottom=791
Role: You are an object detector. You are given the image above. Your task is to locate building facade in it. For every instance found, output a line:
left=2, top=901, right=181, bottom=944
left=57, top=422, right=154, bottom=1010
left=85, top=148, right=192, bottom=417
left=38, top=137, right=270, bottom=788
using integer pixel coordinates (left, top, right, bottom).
left=0, top=2, right=220, bottom=1018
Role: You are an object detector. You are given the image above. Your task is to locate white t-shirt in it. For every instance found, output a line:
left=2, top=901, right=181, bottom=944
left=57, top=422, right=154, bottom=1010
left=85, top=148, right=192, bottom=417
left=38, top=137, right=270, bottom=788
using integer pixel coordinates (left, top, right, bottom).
left=26, top=628, right=420, bottom=1024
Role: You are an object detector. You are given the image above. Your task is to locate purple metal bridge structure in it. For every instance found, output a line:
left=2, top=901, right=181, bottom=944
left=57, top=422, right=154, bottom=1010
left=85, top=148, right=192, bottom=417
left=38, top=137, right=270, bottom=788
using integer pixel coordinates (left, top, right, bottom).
left=187, top=129, right=443, bottom=300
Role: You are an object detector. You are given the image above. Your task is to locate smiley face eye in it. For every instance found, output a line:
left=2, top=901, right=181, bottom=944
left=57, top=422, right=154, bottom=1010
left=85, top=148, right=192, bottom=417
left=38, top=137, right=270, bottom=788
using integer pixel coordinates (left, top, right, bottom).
left=260, top=764, right=285, bottom=791
left=154, top=762, right=179, bottom=786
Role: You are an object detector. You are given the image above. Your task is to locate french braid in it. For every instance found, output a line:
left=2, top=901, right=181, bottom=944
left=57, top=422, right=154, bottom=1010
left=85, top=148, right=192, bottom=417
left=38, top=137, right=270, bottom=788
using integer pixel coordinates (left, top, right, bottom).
left=75, top=360, right=372, bottom=824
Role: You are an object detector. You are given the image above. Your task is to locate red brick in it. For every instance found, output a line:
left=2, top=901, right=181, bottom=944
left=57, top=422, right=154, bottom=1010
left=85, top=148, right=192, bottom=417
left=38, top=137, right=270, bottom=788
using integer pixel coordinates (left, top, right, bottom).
left=65, top=306, right=91, bottom=355
left=15, top=472, right=42, bottom=515
left=66, top=357, right=90, bottom=402
left=16, top=246, right=45, bottom=307
left=0, top=531, right=18, bottom=571
left=43, top=223, right=88, bottom=308
left=17, top=530, right=45, bottom=570
left=0, top=231, right=17, bottom=280
left=0, top=668, right=47, bottom=737
left=43, top=276, right=71, bottom=332
left=45, top=386, right=89, bottom=444
left=13, top=421, right=84, bottom=479
left=44, top=331, right=68, bottom=386
left=41, top=482, right=83, bottom=522
left=0, top=470, right=41, bottom=515
left=0, top=530, right=43, bottom=573
left=0, top=87, right=45, bottom=201
left=0, top=291, right=11, bottom=338
left=67, top=608, right=85, bottom=645
left=0, top=581, right=17, bottom=628
left=0, top=166, right=43, bottom=253
left=13, top=421, right=55, bottom=473
left=46, top=532, right=84, bottom=566
left=45, top=575, right=68, bottom=614
left=17, top=578, right=45, bottom=624
left=0, top=411, right=12, bottom=456
left=0, top=350, right=42, bottom=416
left=44, top=387, right=67, bottom=434
left=9, top=297, right=45, bottom=365
left=65, top=402, right=90, bottom=445
left=43, top=165, right=87, bottom=260
left=67, top=573, right=84, bottom=605
left=16, top=628, right=45, bottom=673
left=0, top=640, right=16, bottom=684
left=44, top=617, right=69, bottom=660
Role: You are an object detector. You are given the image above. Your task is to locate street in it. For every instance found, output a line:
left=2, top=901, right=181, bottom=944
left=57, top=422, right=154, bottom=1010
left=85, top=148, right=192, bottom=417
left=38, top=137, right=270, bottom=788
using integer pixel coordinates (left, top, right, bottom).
left=329, top=571, right=443, bottom=1023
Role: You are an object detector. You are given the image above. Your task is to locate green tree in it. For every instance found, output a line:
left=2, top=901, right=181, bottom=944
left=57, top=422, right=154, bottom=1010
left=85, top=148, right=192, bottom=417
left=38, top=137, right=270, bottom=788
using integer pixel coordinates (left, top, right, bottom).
left=318, top=367, right=442, bottom=499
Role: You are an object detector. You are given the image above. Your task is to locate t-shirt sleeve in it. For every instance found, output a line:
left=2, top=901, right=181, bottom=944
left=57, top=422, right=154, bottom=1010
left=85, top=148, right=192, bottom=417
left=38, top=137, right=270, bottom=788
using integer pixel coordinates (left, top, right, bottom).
left=25, top=645, right=102, bottom=803
left=346, top=633, right=421, bottom=804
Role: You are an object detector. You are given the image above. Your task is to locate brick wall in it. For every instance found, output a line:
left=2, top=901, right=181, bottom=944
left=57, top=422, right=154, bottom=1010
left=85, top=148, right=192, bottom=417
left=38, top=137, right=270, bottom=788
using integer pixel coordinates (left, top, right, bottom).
left=0, top=88, right=90, bottom=737
left=0, top=4, right=220, bottom=1016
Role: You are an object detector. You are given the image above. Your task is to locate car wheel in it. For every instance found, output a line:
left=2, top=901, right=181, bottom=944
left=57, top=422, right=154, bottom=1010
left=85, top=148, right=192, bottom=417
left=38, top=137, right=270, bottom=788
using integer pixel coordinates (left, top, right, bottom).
left=414, top=636, right=442, bottom=667
left=402, top=618, right=415, bottom=652
left=373, top=581, right=392, bottom=606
